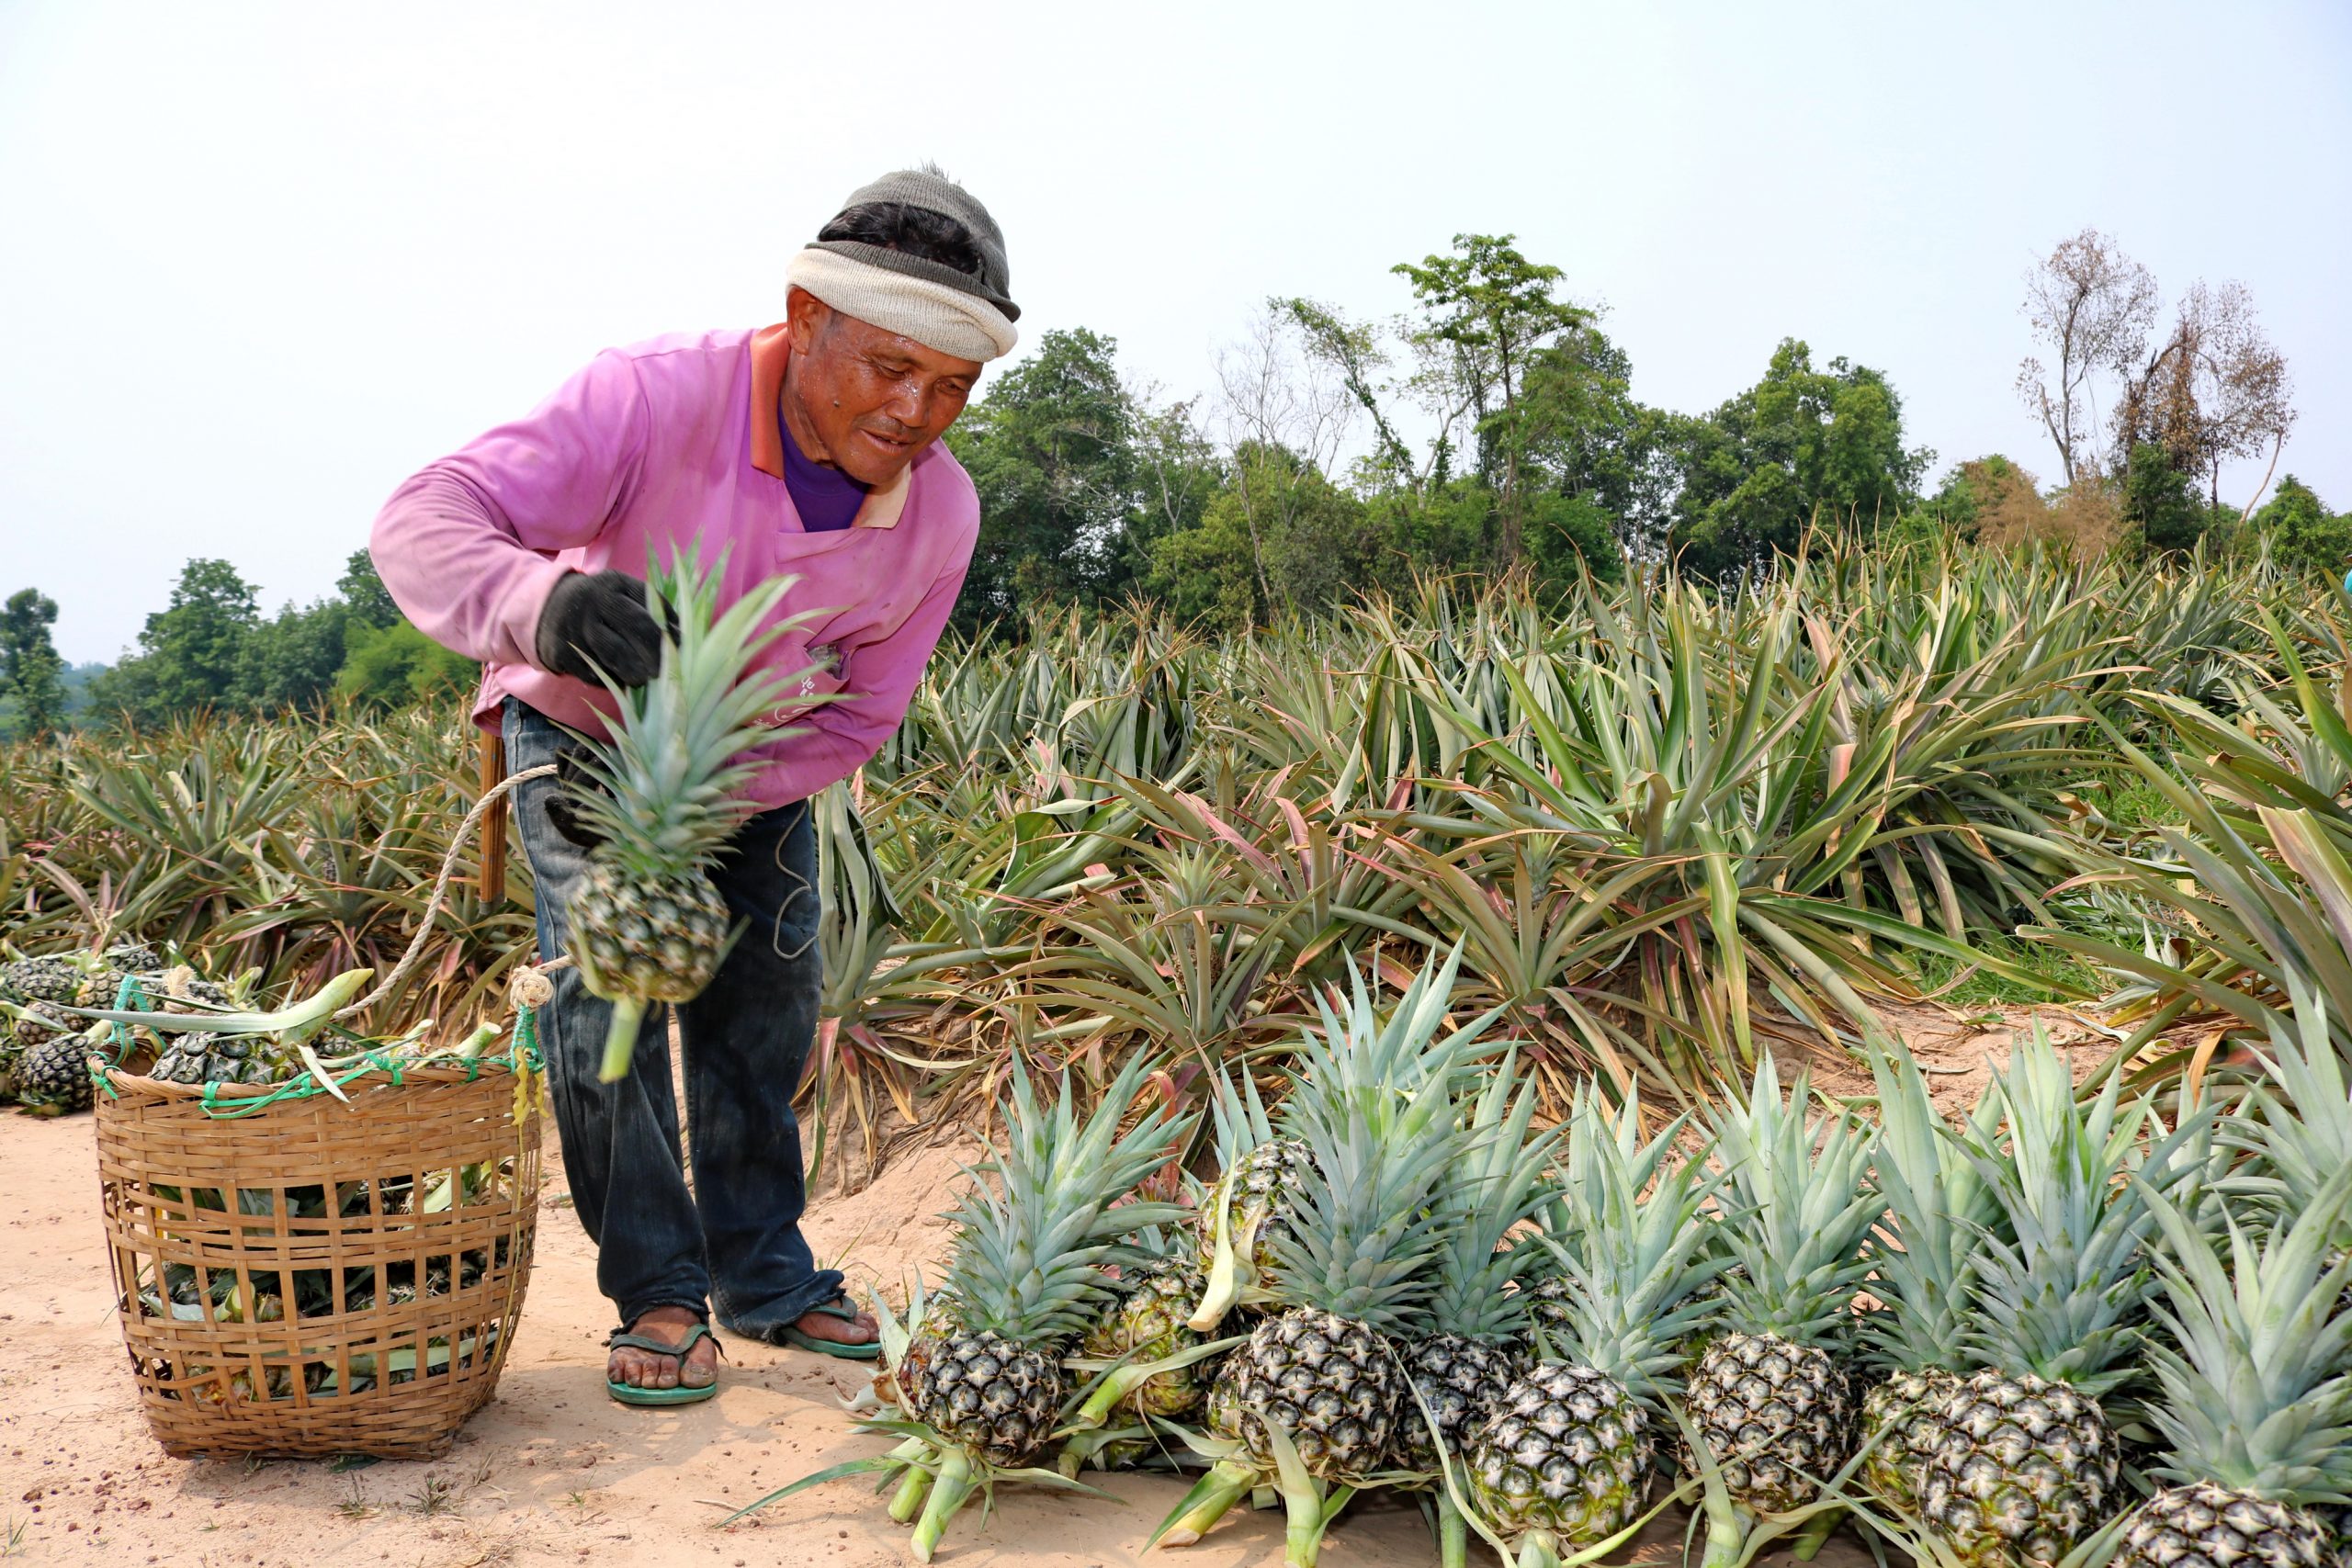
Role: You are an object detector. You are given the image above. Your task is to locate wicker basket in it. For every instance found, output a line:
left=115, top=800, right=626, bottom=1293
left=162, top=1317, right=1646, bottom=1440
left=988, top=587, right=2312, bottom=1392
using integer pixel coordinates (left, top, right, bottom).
left=95, top=1055, right=542, bottom=1459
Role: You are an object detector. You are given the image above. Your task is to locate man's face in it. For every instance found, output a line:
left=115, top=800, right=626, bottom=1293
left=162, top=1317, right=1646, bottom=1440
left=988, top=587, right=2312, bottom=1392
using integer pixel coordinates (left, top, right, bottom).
left=782, top=289, right=982, bottom=486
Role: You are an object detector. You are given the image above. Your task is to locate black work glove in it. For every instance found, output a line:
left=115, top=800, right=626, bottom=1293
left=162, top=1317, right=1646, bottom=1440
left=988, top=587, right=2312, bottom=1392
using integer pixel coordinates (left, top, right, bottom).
left=534, top=570, right=662, bottom=687
left=543, top=747, right=608, bottom=850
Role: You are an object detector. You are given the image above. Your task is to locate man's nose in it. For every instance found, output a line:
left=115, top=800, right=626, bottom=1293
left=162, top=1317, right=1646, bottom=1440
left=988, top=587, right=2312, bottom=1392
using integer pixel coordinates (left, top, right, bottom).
left=882, top=382, right=931, bottom=430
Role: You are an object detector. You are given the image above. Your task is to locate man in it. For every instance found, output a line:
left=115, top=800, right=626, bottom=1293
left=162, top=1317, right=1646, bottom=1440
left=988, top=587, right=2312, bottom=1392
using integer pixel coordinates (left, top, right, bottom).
left=371, top=168, right=1014, bottom=1404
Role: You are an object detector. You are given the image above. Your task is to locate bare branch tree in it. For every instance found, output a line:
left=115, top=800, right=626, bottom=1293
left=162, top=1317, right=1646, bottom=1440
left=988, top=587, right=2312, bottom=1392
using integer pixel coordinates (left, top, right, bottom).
left=2116, top=277, right=2296, bottom=510
left=2015, top=227, right=2157, bottom=484
left=1211, top=309, right=1359, bottom=615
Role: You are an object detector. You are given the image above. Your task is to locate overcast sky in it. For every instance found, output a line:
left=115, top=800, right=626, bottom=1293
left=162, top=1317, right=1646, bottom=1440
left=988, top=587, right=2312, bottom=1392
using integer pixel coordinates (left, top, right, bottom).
left=3, top=1, right=2346, bottom=664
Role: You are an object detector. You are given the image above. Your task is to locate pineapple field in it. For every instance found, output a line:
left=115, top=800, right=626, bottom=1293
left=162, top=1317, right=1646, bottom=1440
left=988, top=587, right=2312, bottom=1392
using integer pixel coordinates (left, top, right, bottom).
left=7, top=540, right=2352, bottom=1567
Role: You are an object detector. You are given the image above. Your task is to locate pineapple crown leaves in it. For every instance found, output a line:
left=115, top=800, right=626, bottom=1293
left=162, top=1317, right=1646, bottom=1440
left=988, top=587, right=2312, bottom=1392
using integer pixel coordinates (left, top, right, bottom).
left=1204, top=1063, right=1279, bottom=1171
left=1424, top=1050, right=1561, bottom=1342
left=1263, top=1080, right=1466, bottom=1332
left=2132, top=1160, right=2352, bottom=1499
left=1859, top=1043, right=2003, bottom=1376
left=1283, top=943, right=1503, bottom=1135
left=942, top=1052, right=1197, bottom=1344
left=2220, top=988, right=2352, bottom=1248
left=1704, top=1054, right=1882, bottom=1348
left=565, top=547, right=831, bottom=874
left=1537, top=1082, right=1728, bottom=1403
left=1951, top=1026, right=2214, bottom=1393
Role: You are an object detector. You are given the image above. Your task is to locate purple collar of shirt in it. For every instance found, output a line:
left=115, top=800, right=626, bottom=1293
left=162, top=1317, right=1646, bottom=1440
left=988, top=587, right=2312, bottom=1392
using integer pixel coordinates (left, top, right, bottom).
left=778, top=412, right=870, bottom=533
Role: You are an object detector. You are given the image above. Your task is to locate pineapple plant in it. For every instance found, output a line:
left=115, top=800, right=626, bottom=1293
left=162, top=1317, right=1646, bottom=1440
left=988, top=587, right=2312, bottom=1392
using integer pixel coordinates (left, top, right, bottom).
left=1917, top=1028, right=2209, bottom=1567
left=558, top=551, right=826, bottom=1083
left=1467, top=1082, right=1724, bottom=1568
left=2108, top=1165, right=2352, bottom=1568
left=1679, top=1055, right=1882, bottom=1568
left=1157, top=950, right=1488, bottom=1567
left=882, top=1051, right=1192, bottom=1561
left=1854, top=1045, right=2003, bottom=1521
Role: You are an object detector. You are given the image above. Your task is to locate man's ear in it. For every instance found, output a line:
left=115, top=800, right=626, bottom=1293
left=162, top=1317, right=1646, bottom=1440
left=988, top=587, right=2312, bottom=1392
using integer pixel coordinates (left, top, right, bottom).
left=785, top=286, right=831, bottom=353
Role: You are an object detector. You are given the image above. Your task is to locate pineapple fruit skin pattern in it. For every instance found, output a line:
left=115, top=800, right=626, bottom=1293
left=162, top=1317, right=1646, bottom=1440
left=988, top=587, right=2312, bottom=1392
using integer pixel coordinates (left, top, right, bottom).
left=1393, top=1329, right=1526, bottom=1472
left=1918, top=1369, right=2121, bottom=1567
left=1681, top=1330, right=1857, bottom=1517
left=1225, top=1306, right=1400, bottom=1481
left=1080, top=1261, right=1213, bottom=1419
left=2118, top=1483, right=2339, bottom=1568
left=1469, top=1360, right=1654, bottom=1547
left=569, top=858, right=731, bottom=1004
left=1859, top=1367, right=1966, bottom=1518
left=907, top=1327, right=1064, bottom=1468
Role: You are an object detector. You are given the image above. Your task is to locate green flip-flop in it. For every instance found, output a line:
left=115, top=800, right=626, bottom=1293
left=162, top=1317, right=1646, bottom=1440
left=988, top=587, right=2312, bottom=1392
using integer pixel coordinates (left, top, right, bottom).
left=775, top=1297, right=882, bottom=1360
left=605, top=1322, right=720, bottom=1405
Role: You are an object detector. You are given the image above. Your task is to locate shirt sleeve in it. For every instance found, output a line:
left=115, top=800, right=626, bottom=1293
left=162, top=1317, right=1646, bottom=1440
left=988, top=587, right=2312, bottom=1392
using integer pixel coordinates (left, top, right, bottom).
left=748, top=557, right=968, bottom=802
left=368, top=350, right=651, bottom=667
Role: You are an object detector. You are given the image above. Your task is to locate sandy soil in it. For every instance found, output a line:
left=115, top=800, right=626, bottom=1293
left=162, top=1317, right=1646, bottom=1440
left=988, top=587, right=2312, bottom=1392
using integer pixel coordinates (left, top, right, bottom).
left=0, top=1005, right=2099, bottom=1568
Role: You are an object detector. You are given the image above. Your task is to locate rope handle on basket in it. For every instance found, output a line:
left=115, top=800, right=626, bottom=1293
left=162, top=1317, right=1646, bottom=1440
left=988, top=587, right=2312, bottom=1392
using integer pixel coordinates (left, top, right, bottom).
left=330, top=764, right=557, bottom=1024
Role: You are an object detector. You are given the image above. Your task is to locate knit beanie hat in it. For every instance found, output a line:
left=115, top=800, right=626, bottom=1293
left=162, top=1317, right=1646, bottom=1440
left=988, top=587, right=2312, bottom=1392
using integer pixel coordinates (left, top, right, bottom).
left=784, top=169, right=1019, bottom=362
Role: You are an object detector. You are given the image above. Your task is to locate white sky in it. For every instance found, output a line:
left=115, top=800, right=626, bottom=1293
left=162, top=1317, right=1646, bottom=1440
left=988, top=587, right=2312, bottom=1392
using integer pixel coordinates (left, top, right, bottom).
left=3, top=1, right=2346, bottom=664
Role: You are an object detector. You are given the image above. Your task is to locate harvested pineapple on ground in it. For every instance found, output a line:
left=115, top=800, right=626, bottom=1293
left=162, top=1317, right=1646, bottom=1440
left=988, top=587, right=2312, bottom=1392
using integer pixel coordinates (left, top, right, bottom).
left=1469, top=1083, right=1723, bottom=1568
left=1917, top=1031, right=2210, bottom=1568
left=2105, top=1168, right=2352, bottom=1568
left=1679, top=1056, right=1881, bottom=1568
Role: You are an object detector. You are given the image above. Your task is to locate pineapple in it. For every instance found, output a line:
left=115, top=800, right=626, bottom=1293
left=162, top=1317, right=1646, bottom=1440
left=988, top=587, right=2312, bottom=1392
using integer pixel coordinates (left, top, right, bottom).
left=19, top=1030, right=94, bottom=1112
left=1159, top=950, right=1487, bottom=1568
left=1855, top=1046, right=2002, bottom=1520
left=1393, top=1055, right=1555, bottom=1478
left=1186, top=1066, right=1315, bottom=1331
left=1918, top=1028, right=2209, bottom=1567
left=886, top=1052, right=1191, bottom=1561
left=1468, top=1083, right=1724, bottom=1568
left=559, top=552, right=825, bottom=1083
left=1080, top=1253, right=1215, bottom=1422
left=1679, top=1056, right=1881, bottom=1566
left=2110, top=1165, right=2352, bottom=1568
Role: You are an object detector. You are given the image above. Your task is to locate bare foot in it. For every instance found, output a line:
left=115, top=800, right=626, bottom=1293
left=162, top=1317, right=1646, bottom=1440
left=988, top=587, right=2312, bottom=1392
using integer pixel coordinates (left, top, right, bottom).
left=608, top=1304, right=719, bottom=1390
left=791, top=1300, right=879, bottom=1348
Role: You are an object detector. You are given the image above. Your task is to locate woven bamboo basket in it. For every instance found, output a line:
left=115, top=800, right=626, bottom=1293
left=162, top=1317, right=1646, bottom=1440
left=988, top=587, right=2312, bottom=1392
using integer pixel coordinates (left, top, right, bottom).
left=95, top=1053, right=543, bottom=1459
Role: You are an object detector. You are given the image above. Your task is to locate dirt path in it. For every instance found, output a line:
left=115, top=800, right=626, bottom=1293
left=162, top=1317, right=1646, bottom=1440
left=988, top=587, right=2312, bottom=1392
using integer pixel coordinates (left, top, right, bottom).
left=0, top=1109, right=1892, bottom=1567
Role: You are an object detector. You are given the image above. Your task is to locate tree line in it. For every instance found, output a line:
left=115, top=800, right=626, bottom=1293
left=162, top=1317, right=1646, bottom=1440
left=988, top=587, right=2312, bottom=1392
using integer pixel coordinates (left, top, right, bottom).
left=942, top=228, right=2326, bottom=635
left=0, top=553, right=472, bottom=738
left=5, top=226, right=2333, bottom=738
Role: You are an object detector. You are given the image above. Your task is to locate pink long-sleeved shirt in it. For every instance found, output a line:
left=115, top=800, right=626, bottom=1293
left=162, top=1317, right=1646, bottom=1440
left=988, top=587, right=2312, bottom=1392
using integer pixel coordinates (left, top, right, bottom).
left=370, top=324, right=977, bottom=809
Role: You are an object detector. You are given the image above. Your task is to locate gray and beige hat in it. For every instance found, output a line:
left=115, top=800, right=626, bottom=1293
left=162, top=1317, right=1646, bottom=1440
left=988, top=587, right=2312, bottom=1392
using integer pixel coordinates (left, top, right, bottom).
left=785, top=168, right=1019, bottom=363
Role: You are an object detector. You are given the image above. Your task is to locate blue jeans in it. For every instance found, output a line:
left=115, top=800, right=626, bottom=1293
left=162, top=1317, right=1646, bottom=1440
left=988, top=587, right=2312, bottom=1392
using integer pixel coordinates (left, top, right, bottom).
left=503, top=697, right=843, bottom=1337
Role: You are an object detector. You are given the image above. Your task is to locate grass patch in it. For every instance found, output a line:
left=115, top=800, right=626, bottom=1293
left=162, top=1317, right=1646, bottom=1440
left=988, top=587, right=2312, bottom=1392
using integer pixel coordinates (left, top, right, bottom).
left=1909, top=932, right=2102, bottom=1010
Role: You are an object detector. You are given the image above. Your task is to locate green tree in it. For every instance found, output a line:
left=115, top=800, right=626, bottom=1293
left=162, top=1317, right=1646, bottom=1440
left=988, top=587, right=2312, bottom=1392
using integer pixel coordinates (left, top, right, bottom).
left=1665, top=339, right=1931, bottom=577
left=2120, top=441, right=2204, bottom=557
left=2248, top=475, right=2349, bottom=580
left=336, top=548, right=401, bottom=629
left=946, top=328, right=1140, bottom=631
left=87, top=558, right=260, bottom=723
left=1518, top=324, right=1668, bottom=560
left=1146, top=444, right=1377, bottom=629
left=1393, top=234, right=1591, bottom=560
left=0, top=589, right=68, bottom=739
left=335, top=618, right=477, bottom=707
left=242, top=599, right=354, bottom=710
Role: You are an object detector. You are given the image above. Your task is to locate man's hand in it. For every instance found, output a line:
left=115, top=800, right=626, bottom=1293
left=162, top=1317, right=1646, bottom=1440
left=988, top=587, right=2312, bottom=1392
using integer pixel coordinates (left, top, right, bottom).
left=535, top=570, right=662, bottom=686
